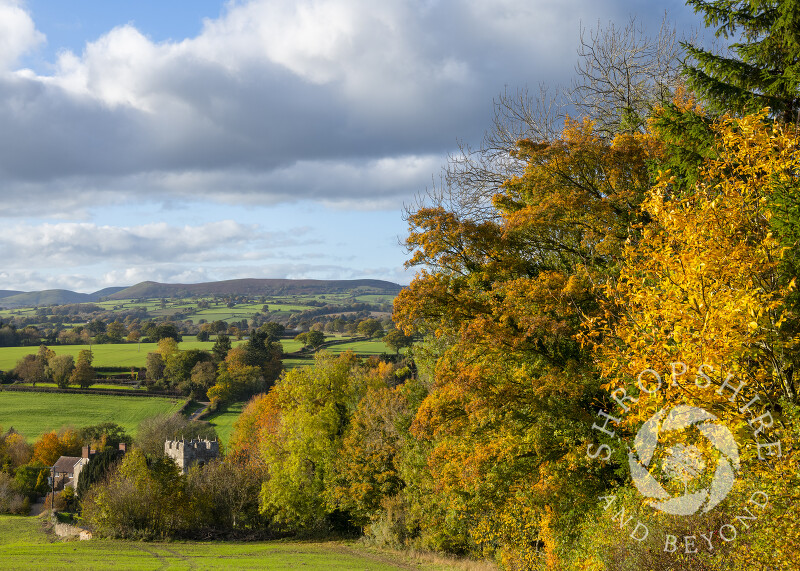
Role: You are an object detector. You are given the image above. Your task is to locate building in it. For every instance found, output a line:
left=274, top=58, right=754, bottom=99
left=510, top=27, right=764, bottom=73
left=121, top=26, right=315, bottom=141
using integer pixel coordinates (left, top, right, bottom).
left=164, top=438, right=219, bottom=473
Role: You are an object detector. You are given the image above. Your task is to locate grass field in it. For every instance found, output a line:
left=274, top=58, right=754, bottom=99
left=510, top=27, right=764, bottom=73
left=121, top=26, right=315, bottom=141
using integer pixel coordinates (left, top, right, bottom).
left=325, top=339, right=394, bottom=355
left=204, top=401, right=246, bottom=445
left=0, top=392, right=185, bottom=441
left=0, top=515, right=496, bottom=571
left=0, top=516, right=417, bottom=571
left=0, top=340, right=247, bottom=371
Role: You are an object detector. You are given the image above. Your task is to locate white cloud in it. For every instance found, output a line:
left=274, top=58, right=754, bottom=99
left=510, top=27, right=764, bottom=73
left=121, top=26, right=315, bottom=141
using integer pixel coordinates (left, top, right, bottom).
left=0, top=0, right=45, bottom=71
left=0, top=0, right=698, bottom=212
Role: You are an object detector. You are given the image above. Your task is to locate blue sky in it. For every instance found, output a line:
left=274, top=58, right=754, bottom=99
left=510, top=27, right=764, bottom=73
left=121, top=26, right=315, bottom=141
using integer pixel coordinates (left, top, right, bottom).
left=0, top=0, right=699, bottom=293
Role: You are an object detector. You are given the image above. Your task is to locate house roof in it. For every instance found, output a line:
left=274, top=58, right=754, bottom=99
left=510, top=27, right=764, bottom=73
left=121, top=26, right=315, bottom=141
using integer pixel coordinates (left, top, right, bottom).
left=53, top=456, right=83, bottom=474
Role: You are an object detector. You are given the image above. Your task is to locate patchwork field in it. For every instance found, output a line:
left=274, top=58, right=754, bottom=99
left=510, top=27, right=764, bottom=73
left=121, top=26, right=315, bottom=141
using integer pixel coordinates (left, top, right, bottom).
left=0, top=392, right=185, bottom=442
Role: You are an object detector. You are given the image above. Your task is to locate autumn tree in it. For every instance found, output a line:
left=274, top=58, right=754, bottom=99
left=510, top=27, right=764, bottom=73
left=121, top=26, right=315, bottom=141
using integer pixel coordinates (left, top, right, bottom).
left=145, top=352, right=165, bottom=383
left=329, top=384, right=407, bottom=527
left=258, top=352, right=373, bottom=531
left=81, top=448, right=190, bottom=538
left=207, top=343, right=273, bottom=404
left=394, top=117, right=656, bottom=563
left=13, top=354, right=45, bottom=386
left=47, top=354, right=74, bottom=388
left=70, top=349, right=95, bottom=388
left=32, top=429, right=82, bottom=466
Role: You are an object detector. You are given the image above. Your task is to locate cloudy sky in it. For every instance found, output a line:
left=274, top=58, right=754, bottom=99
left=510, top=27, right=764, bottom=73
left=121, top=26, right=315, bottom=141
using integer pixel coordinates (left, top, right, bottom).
left=0, top=0, right=698, bottom=293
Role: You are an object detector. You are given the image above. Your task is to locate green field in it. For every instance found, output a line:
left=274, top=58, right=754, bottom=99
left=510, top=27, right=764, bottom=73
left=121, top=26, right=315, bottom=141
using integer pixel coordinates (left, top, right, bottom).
left=325, top=339, right=394, bottom=355
left=0, top=516, right=481, bottom=570
left=204, top=401, right=246, bottom=445
left=0, top=340, right=247, bottom=371
left=0, top=392, right=185, bottom=441
left=0, top=516, right=411, bottom=571
left=0, top=337, right=390, bottom=372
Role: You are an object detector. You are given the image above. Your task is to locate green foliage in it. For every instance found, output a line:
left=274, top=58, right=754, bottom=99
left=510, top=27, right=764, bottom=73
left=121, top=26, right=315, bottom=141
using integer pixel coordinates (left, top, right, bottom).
left=258, top=352, right=372, bottom=531
left=76, top=447, right=124, bottom=501
left=76, top=422, right=131, bottom=449
left=13, top=465, right=49, bottom=500
left=212, top=334, right=232, bottom=362
left=82, top=448, right=190, bottom=539
left=134, top=413, right=218, bottom=459
left=683, top=0, right=800, bottom=122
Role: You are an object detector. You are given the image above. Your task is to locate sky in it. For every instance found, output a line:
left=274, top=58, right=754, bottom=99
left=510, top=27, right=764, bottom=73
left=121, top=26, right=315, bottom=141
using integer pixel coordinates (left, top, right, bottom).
left=0, top=0, right=700, bottom=293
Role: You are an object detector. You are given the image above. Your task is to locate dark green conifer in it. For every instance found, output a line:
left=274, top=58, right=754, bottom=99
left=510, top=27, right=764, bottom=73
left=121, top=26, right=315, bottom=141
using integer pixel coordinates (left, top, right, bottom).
left=683, top=0, right=800, bottom=122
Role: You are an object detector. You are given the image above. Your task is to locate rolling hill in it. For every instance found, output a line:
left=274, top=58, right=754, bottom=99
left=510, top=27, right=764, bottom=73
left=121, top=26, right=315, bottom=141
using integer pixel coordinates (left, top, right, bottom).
left=0, top=287, right=127, bottom=309
left=107, top=278, right=403, bottom=299
left=0, top=279, right=403, bottom=308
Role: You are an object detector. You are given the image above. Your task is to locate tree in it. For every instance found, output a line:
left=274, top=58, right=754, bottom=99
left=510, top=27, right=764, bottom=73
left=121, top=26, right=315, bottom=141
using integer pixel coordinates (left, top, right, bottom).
left=259, top=322, right=285, bottom=342
left=212, top=334, right=232, bottom=362
left=154, top=323, right=181, bottom=342
left=47, top=354, right=75, bottom=388
left=382, top=329, right=413, bottom=355
left=207, top=348, right=263, bottom=404
left=357, top=319, right=384, bottom=338
left=329, top=385, right=407, bottom=526
left=145, top=352, right=165, bottom=382
left=87, top=319, right=106, bottom=335
left=13, top=354, right=45, bottom=386
left=258, top=352, right=370, bottom=530
left=305, top=330, right=325, bottom=351
left=32, top=429, right=82, bottom=466
left=81, top=448, right=190, bottom=538
left=186, top=458, right=265, bottom=530
left=189, top=361, right=217, bottom=400
left=394, top=117, right=655, bottom=563
left=134, top=413, right=217, bottom=459
left=77, top=422, right=130, bottom=450
left=683, top=0, right=800, bottom=122
left=76, top=446, right=124, bottom=501
left=71, top=349, right=96, bottom=388
left=571, top=15, right=683, bottom=135
left=106, top=320, right=125, bottom=342
left=588, top=112, right=800, bottom=570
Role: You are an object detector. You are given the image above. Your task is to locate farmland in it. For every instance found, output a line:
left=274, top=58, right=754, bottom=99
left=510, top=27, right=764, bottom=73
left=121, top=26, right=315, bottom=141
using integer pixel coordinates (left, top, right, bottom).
left=0, top=337, right=393, bottom=371
left=0, top=392, right=185, bottom=442
left=0, top=339, right=244, bottom=371
left=0, top=286, right=404, bottom=451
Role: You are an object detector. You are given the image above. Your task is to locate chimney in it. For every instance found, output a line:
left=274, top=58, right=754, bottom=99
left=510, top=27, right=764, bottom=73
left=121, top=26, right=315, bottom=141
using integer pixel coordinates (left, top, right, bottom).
left=82, top=446, right=90, bottom=459
left=118, top=442, right=127, bottom=453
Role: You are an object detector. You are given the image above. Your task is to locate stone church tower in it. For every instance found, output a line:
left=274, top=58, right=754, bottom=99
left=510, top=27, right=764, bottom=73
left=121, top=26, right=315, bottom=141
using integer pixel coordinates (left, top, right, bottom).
left=164, top=438, right=219, bottom=473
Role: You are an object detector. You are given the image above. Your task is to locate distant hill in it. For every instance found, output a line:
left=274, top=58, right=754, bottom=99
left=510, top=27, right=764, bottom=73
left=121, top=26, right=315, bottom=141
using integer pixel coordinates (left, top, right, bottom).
left=0, top=287, right=128, bottom=309
left=107, top=278, right=403, bottom=300
left=0, top=280, right=402, bottom=309
left=0, top=290, right=24, bottom=299
left=91, top=287, right=128, bottom=299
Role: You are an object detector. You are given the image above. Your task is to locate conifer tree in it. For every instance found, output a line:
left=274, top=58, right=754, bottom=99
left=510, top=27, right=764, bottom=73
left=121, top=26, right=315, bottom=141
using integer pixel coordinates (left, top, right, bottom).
left=683, top=0, right=800, bottom=122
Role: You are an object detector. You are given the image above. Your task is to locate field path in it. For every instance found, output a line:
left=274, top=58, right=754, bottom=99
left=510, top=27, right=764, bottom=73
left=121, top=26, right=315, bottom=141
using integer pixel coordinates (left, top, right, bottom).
left=189, top=402, right=211, bottom=421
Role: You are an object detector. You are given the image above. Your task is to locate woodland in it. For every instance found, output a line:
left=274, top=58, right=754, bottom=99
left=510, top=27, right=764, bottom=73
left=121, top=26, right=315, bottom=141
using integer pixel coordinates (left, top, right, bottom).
left=2, top=1, right=800, bottom=569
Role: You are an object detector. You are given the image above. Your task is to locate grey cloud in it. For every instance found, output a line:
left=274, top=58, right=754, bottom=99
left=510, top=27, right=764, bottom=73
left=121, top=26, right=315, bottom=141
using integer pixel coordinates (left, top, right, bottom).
left=0, top=220, right=315, bottom=267
left=0, top=0, right=698, bottom=213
